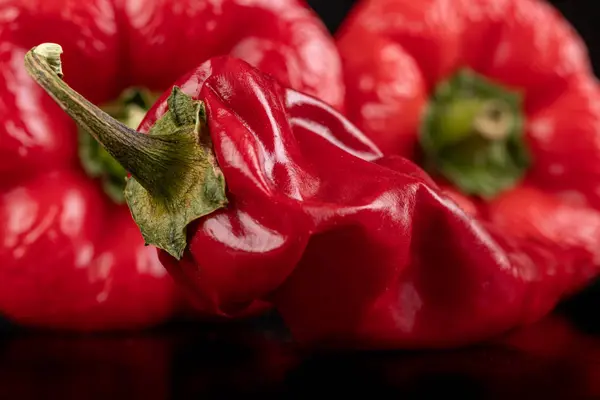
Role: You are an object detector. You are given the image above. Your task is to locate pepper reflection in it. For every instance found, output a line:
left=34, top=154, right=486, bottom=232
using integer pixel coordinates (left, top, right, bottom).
left=1, top=314, right=600, bottom=397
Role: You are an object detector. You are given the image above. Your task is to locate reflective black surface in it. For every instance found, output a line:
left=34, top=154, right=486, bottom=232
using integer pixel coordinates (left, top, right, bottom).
left=2, top=309, right=600, bottom=398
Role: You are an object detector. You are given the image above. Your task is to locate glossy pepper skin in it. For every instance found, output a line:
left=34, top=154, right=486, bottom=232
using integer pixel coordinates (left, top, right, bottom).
left=0, top=0, right=343, bottom=330
left=335, top=0, right=600, bottom=314
left=135, top=56, right=382, bottom=317
left=100, top=56, right=595, bottom=348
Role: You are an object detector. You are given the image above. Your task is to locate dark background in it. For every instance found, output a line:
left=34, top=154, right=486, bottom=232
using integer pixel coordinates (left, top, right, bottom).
left=2, top=1, right=600, bottom=398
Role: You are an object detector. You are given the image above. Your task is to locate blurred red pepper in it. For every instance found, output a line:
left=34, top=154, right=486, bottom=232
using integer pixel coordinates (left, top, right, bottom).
left=0, top=0, right=343, bottom=331
left=336, top=0, right=600, bottom=265
left=27, top=43, right=600, bottom=348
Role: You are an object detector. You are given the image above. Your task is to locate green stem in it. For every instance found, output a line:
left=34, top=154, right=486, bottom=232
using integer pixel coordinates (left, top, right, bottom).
left=25, top=43, right=227, bottom=259
left=434, top=98, right=514, bottom=147
left=24, top=43, right=182, bottom=200
left=433, top=98, right=484, bottom=146
left=77, top=87, right=161, bottom=204
left=420, top=68, right=529, bottom=199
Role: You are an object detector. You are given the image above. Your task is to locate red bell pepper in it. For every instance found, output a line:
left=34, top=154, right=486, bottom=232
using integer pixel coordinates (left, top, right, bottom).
left=0, top=0, right=343, bottom=330
left=336, top=0, right=600, bottom=285
left=27, top=43, right=600, bottom=348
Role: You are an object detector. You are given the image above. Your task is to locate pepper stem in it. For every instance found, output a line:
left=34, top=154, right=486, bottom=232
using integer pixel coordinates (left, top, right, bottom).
left=25, top=43, right=182, bottom=198
left=420, top=68, right=529, bottom=199
left=434, top=98, right=513, bottom=146
left=25, top=43, right=228, bottom=259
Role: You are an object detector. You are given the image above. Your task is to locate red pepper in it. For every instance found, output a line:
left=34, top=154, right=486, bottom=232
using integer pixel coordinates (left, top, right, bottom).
left=0, top=0, right=342, bottom=330
left=27, top=43, right=600, bottom=348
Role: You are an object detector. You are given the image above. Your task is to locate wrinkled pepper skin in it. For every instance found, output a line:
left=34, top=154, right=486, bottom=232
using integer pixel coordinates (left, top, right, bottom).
left=141, top=57, right=599, bottom=348
left=139, top=56, right=382, bottom=317
left=0, top=0, right=343, bottom=330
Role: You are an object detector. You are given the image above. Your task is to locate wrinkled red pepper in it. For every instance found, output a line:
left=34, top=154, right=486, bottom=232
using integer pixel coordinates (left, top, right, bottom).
left=0, top=0, right=342, bottom=330
left=27, top=42, right=600, bottom=348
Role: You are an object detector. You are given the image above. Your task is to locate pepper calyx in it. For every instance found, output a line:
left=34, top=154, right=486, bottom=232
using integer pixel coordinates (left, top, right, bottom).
left=25, top=43, right=227, bottom=260
left=420, top=68, right=530, bottom=199
left=124, top=87, right=227, bottom=260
